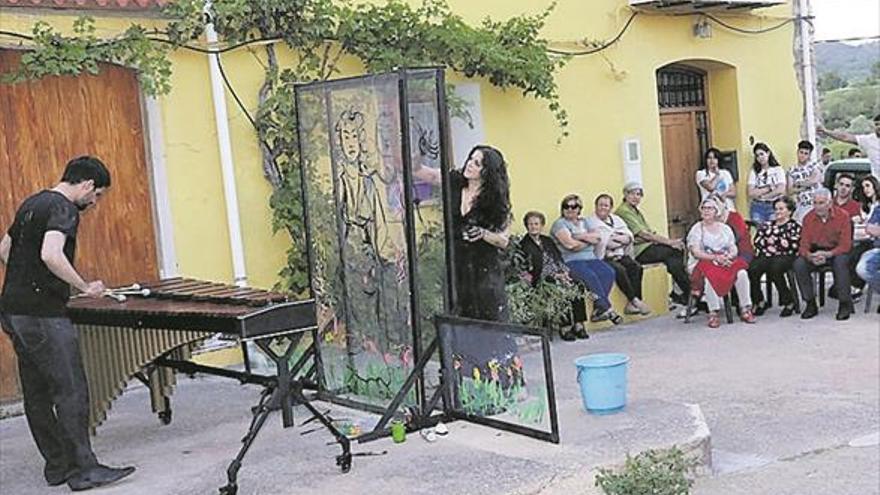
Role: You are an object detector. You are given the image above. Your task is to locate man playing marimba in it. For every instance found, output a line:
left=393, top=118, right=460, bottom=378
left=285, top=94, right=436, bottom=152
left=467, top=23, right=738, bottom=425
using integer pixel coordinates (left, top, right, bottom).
left=0, top=156, right=135, bottom=491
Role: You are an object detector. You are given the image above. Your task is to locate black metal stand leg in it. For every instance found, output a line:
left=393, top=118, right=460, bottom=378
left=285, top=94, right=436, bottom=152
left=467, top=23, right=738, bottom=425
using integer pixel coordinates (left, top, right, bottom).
left=219, top=387, right=276, bottom=495
left=296, top=393, right=352, bottom=472
left=158, top=396, right=172, bottom=425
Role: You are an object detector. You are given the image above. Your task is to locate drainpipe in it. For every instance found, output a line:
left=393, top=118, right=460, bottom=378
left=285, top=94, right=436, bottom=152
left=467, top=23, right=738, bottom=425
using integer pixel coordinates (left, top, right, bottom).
left=204, top=3, right=248, bottom=287
left=798, top=0, right=817, bottom=148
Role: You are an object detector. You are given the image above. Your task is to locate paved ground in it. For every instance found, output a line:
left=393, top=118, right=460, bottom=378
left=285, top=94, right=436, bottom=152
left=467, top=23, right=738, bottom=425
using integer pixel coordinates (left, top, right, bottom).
left=0, top=302, right=877, bottom=494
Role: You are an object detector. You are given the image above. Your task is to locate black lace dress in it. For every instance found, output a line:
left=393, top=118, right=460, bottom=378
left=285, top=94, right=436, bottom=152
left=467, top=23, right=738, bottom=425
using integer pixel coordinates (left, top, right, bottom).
left=448, top=172, right=520, bottom=388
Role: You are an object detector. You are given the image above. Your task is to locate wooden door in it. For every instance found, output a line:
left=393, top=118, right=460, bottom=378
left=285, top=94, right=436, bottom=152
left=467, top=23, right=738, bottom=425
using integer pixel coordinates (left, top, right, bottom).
left=0, top=49, right=160, bottom=403
left=660, top=111, right=702, bottom=240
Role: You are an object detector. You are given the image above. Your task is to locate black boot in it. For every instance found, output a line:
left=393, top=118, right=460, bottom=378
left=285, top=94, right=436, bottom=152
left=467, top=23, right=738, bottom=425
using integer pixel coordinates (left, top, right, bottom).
left=835, top=302, right=853, bottom=321
left=67, top=465, right=135, bottom=492
left=753, top=300, right=768, bottom=316
left=779, top=303, right=795, bottom=318
left=558, top=326, right=577, bottom=341
left=572, top=322, right=589, bottom=340
left=800, top=300, right=819, bottom=319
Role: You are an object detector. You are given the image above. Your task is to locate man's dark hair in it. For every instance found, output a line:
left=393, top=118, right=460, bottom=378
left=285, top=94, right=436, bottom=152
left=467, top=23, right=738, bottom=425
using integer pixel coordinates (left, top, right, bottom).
left=61, top=156, right=111, bottom=188
left=836, top=173, right=855, bottom=185
left=848, top=148, right=862, bottom=158
left=797, top=140, right=814, bottom=152
left=821, top=147, right=831, bottom=154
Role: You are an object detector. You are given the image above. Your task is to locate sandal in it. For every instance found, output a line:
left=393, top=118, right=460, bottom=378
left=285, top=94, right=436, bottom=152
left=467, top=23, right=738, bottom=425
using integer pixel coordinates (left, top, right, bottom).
left=740, top=308, right=757, bottom=324
left=707, top=312, right=721, bottom=328
left=608, top=311, right=623, bottom=325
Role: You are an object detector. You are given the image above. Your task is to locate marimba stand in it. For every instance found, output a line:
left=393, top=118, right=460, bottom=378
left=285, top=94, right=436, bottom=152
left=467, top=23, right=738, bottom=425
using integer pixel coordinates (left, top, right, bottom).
left=159, top=330, right=351, bottom=495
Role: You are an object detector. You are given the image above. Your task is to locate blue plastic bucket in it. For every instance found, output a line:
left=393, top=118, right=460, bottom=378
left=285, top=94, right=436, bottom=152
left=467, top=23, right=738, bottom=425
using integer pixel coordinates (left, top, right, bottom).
left=575, top=353, right=629, bottom=415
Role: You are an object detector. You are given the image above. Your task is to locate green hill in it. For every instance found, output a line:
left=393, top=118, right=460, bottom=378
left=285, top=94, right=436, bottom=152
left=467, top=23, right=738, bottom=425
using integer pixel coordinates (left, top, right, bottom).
left=815, top=41, right=879, bottom=83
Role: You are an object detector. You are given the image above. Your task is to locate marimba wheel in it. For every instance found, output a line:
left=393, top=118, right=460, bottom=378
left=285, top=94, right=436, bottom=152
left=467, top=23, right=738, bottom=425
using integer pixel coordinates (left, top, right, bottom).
left=158, top=410, right=172, bottom=425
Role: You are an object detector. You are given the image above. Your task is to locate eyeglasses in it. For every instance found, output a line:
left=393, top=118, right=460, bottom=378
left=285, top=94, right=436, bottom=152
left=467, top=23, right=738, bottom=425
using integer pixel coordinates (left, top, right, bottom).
left=627, top=190, right=644, bottom=196
left=563, top=203, right=581, bottom=210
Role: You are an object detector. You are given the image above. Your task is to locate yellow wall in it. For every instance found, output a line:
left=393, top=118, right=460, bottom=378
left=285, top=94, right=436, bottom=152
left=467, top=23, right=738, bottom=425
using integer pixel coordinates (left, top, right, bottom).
left=1, top=1, right=803, bottom=301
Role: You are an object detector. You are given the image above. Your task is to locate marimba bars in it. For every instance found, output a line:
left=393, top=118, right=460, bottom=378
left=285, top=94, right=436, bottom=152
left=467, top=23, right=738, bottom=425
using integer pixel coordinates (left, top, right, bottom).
left=67, top=278, right=351, bottom=495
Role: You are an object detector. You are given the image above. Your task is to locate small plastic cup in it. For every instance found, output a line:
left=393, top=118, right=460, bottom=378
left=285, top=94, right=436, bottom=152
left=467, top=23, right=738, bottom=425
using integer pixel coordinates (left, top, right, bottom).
left=391, top=420, right=406, bottom=443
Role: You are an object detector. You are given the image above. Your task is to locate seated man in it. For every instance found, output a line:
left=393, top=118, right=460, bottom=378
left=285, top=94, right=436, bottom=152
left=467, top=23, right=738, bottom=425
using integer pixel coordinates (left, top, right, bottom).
left=832, top=173, right=862, bottom=217
left=856, top=205, right=880, bottom=301
left=793, top=187, right=854, bottom=320
left=615, top=181, right=691, bottom=307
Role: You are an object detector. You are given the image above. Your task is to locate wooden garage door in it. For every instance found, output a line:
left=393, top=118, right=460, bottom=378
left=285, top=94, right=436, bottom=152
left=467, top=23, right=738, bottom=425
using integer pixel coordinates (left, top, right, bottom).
left=0, top=49, right=160, bottom=403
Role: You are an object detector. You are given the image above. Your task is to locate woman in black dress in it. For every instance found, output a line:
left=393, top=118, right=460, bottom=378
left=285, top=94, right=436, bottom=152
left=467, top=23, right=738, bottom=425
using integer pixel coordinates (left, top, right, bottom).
left=450, top=146, right=512, bottom=319
left=414, top=145, right=519, bottom=388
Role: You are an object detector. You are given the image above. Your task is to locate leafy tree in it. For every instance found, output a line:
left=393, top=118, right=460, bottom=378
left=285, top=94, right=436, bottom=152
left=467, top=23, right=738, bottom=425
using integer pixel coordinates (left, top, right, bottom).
left=818, top=71, right=847, bottom=92
left=1, top=0, right=569, bottom=294
left=820, top=84, right=880, bottom=130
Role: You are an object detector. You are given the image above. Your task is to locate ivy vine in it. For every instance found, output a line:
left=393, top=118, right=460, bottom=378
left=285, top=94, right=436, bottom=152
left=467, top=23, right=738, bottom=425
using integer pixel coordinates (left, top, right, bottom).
left=2, top=0, right=568, bottom=293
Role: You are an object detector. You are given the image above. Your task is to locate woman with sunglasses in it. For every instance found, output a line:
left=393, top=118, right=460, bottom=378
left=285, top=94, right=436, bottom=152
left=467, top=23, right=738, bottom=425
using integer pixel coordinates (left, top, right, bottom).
left=551, top=194, right=622, bottom=325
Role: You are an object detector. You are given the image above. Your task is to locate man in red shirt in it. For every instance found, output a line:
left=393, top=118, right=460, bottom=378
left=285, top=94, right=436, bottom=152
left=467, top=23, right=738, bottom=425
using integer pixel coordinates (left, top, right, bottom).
left=794, top=187, right=854, bottom=320
left=832, top=173, right=862, bottom=217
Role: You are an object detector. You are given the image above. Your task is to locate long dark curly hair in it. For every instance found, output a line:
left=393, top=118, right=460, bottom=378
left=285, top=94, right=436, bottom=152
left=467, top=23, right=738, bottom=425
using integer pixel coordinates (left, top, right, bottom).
left=468, top=145, right=511, bottom=232
left=859, top=175, right=880, bottom=214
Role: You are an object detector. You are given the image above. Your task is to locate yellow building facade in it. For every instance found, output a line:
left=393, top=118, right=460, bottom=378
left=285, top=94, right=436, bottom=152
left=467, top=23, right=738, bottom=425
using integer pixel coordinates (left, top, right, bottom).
left=1, top=1, right=804, bottom=312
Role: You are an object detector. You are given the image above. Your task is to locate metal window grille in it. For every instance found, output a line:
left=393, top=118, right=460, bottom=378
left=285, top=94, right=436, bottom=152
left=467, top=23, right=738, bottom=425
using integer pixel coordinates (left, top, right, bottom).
left=657, top=67, right=706, bottom=108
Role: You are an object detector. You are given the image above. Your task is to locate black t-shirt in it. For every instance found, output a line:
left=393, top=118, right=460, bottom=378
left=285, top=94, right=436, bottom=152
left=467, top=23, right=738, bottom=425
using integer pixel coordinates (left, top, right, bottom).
left=1, top=190, right=80, bottom=316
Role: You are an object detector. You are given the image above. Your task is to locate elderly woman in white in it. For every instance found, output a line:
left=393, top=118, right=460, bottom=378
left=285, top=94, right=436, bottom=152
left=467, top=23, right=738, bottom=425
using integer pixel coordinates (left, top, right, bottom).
left=586, top=193, right=651, bottom=315
left=687, top=196, right=757, bottom=328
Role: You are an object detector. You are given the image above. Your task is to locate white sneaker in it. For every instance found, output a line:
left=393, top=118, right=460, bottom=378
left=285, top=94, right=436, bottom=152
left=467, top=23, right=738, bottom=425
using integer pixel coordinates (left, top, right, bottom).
left=434, top=422, right=449, bottom=436
left=676, top=306, right=698, bottom=319
left=635, top=299, right=652, bottom=315
left=420, top=428, right=437, bottom=442
left=624, top=301, right=641, bottom=315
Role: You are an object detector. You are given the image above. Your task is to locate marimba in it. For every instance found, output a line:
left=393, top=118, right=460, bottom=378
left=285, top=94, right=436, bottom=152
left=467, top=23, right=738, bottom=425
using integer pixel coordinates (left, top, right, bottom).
left=66, top=278, right=351, bottom=495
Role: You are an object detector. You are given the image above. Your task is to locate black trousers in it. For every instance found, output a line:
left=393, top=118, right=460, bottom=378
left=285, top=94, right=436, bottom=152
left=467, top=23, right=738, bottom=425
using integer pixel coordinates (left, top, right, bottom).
left=748, top=255, right=796, bottom=306
left=606, top=255, right=643, bottom=301
left=0, top=314, right=98, bottom=480
left=636, top=244, right=690, bottom=296
left=793, top=254, right=852, bottom=304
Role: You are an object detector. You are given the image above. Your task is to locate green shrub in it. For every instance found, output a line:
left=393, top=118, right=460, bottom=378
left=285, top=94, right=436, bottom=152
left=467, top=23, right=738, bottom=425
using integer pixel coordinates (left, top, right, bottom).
left=594, top=447, right=698, bottom=495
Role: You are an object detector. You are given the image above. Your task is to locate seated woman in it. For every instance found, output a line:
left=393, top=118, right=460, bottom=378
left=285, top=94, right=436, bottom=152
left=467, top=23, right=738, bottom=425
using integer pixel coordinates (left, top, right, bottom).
left=586, top=194, right=651, bottom=315
left=849, top=175, right=880, bottom=297
left=517, top=211, right=589, bottom=341
left=687, top=196, right=758, bottom=328
left=748, top=197, right=801, bottom=317
left=551, top=194, right=622, bottom=325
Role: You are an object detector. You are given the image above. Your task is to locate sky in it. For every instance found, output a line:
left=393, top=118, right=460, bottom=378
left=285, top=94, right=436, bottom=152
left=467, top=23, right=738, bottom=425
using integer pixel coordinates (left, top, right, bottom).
left=811, top=0, right=880, bottom=42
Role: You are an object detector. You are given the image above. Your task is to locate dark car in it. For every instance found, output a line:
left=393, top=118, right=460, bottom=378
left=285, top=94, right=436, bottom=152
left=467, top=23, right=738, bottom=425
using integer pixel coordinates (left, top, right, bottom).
left=823, top=158, right=871, bottom=191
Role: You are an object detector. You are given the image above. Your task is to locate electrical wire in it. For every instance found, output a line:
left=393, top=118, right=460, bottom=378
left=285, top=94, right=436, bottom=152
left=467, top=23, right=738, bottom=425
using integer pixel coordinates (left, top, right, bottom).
left=546, top=11, right=639, bottom=56
left=702, top=12, right=800, bottom=34
left=214, top=53, right=258, bottom=129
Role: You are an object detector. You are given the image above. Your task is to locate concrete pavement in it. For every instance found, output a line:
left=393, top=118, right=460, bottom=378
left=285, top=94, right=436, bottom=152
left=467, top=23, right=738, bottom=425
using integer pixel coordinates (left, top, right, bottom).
left=0, top=303, right=877, bottom=494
